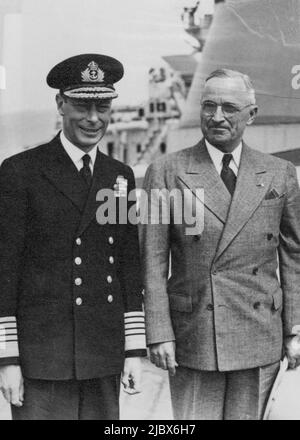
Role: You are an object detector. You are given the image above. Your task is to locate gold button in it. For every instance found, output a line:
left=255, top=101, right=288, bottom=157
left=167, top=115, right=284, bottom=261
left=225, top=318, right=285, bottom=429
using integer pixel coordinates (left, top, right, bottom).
left=107, top=295, right=113, bottom=303
left=109, top=256, right=114, bottom=264
left=108, top=236, right=114, bottom=245
left=76, top=297, right=83, bottom=306
left=107, top=276, right=113, bottom=284
left=75, top=257, right=82, bottom=265
left=75, top=278, right=82, bottom=286
left=76, top=238, right=82, bottom=246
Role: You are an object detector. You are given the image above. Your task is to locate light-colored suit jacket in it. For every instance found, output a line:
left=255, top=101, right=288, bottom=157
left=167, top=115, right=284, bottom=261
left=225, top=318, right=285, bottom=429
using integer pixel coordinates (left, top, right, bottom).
left=141, top=139, right=300, bottom=371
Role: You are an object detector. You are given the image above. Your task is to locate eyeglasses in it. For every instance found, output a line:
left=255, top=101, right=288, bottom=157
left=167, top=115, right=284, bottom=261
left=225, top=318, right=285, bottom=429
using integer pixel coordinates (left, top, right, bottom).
left=201, top=101, right=253, bottom=118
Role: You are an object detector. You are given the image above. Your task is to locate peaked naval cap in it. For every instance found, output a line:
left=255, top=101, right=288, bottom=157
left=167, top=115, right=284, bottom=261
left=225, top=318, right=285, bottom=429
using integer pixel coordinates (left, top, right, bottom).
left=46, top=54, right=124, bottom=99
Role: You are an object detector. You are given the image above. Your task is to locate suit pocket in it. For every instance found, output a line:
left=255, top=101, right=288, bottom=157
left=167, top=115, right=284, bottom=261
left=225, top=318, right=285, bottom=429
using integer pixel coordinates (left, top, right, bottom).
left=169, top=294, right=192, bottom=312
left=272, top=290, right=283, bottom=311
left=260, top=198, right=284, bottom=207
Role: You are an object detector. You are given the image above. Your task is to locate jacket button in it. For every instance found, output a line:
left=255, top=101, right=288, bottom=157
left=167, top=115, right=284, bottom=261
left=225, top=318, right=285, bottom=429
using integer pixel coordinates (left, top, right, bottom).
left=109, top=256, right=114, bottom=264
left=253, top=267, right=258, bottom=275
left=253, top=302, right=261, bottom=310
left=76, top=297, right=83, bottom=306
left=267, top=233, right=273, bottom=241
left=207, top=304, right=214, bottom=311
left=212, top=269, right=217, bottom=275
left=76, top=238, right=82, bottom=246
left=75, top=278, right=82, bottom=286
left=107, top=295, right=114, bottom=303
left=107, top=275, right=113, bottom=284
left=75, top=257, right=82, bottom=266
left=108, top=236, right=114, bottom=245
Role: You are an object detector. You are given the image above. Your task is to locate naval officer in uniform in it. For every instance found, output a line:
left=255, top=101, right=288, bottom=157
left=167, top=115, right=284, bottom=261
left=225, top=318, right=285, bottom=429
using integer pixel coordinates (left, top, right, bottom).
left=0, top=54, right=147, bottom=420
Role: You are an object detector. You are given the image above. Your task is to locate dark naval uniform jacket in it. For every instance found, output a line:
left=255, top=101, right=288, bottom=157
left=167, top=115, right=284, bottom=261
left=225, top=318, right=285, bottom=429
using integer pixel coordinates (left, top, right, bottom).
left=0, top=133, right=146, bottom=380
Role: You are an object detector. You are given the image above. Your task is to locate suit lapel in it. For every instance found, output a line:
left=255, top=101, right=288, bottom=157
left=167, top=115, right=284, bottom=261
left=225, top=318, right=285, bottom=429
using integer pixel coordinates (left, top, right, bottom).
left=41, top=134, right=88, bottom=212
left=178, top=139, right=231, bottom=225
left=77, top=150, right=116, bottom=236
left=214, top=143, right=273, bottom=261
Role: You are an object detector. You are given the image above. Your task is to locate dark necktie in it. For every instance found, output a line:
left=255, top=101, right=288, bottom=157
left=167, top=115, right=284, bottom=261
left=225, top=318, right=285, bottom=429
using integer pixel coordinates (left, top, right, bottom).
left=221, top=154, right=236, bottom=196
left=80, top=154, right=92, bottom=188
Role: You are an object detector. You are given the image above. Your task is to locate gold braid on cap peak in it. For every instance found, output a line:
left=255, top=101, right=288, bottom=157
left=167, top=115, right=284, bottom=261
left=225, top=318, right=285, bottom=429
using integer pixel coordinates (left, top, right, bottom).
left=64, top=86, right=118, bottom=99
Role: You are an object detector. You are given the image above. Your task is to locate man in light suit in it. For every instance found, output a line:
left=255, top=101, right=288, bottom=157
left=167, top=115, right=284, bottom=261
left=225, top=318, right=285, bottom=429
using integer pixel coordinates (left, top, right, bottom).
left=141, top=69, right=300, bottom=420
left=0, top=54, right=146, bottom=420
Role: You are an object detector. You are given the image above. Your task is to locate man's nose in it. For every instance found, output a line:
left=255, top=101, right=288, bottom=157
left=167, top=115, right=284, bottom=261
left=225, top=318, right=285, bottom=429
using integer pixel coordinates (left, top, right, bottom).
left=86, top=104, right=99, bottom=122
left=212, top=105, right=225, bottom=122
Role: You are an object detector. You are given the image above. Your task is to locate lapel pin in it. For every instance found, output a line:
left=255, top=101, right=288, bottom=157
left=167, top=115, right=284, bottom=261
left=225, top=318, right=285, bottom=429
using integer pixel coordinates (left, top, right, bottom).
left=257, top=183, right=265, bottom=187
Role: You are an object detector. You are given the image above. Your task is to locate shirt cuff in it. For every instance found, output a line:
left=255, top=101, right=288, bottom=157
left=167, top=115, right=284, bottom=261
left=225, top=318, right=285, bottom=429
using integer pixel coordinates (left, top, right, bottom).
left=0, top=317, right=20, bottom=362
left=124, top=311, right=146, bottom=354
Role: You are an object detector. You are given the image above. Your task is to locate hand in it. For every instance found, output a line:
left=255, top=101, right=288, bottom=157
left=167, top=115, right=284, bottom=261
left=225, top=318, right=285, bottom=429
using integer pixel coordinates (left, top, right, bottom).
left=149, top=341, right=178, bottom=376
left=284, top=335, right=300, bottom=369
left=121, top=357, right=142, bottom=395
left=0, top=365, right=24, bottom=407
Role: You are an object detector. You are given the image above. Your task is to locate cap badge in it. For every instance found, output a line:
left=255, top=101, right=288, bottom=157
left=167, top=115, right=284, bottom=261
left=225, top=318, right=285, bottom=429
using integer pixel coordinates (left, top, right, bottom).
left=81, top=61, right=105, bottom=83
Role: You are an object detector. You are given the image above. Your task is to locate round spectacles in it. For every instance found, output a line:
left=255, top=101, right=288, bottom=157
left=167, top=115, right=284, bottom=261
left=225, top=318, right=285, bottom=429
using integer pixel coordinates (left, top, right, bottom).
left=201, top=101, right=253, bottom=118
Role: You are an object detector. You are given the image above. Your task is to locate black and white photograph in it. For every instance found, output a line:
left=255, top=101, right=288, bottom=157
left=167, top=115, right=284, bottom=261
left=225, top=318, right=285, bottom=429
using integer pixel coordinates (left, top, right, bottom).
left=0, top=0, right=300, bottom=422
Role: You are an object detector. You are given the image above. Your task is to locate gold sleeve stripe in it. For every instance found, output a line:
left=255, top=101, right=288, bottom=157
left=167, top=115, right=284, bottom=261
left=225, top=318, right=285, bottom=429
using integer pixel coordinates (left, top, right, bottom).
left=0, top=317, right=19, bottom=359
left=124, top=311, right=146, bottom=352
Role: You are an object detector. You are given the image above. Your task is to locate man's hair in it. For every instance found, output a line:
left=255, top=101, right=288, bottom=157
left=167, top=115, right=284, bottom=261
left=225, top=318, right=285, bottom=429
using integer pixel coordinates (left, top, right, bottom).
left=59, top=91, right=67, bottom=101
left=205, top=69, right=256, bottom=104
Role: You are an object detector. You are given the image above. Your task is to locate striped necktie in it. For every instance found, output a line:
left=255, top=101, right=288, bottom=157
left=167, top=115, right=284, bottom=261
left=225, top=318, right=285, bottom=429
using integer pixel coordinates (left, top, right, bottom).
left=221, top=154, right=236, bottom=196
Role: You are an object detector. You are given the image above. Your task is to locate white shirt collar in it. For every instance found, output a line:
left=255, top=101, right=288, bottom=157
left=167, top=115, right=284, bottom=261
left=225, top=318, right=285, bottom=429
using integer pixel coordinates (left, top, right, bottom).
left=205, top=140, right=242, bottom=175
left=60, top=131, right=98, bottom=172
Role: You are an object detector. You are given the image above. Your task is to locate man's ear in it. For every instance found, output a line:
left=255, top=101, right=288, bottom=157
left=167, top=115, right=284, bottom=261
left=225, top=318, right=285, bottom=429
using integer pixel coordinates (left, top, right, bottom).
left=247, top=105, right=258, bottom=126
left=56, top=93, right=65, bottom=116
